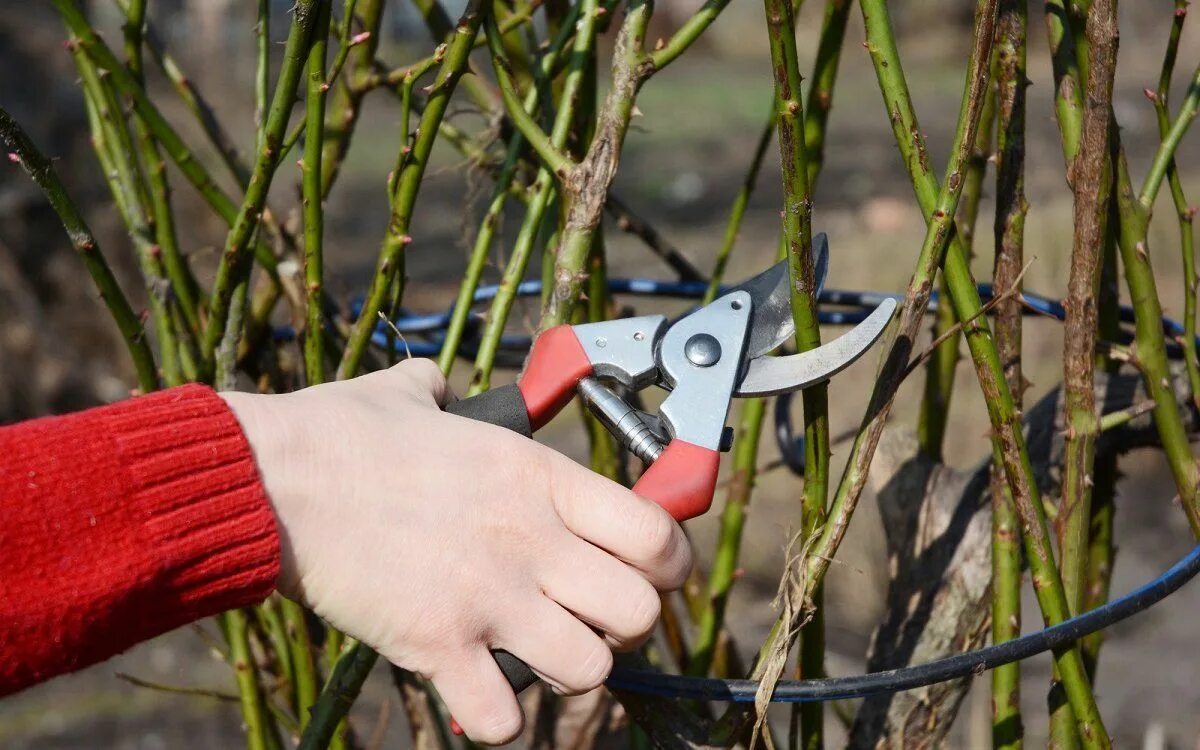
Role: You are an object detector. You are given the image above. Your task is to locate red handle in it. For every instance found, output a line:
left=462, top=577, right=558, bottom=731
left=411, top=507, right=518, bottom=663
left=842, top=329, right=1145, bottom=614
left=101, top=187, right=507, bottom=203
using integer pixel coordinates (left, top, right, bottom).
left=632, top=440, right=720, bottom=521
left=517, top=325, right=593, bottom=431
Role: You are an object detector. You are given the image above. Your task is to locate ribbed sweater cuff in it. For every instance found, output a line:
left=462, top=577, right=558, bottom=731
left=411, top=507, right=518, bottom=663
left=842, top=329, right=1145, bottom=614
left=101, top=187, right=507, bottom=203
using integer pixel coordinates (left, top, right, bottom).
left=98, top=384, right=281, bottom=617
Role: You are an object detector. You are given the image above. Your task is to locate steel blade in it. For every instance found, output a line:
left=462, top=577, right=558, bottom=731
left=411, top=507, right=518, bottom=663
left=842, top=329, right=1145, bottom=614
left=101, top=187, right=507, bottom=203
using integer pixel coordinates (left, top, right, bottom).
left=734, top=297, right=897, bottom=396
left=728, top=232, right=830, bottom=359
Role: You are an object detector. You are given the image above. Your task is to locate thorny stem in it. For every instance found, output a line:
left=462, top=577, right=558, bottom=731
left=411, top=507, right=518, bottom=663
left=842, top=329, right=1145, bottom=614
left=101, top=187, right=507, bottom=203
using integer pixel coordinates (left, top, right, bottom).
left=1044, top=0, right=1085, bottom=167
left=918, top=76, right=995, bottom=462
left=73, top=45, right=183, bottom=388
left=336, top=0, right=488, bottom=380
left=761, top=0, right=828, bottom=746
left=202, top=0, right=323, bottom=371
left=297, top=638, right=376, bottom=750
left=0, top=107, right=158, bottom=392
left=467, top=0, right=603, bottom=394
left=802, top=0, right=852, bottom=187
left=1153, top=1, right=1200, bottom=410
left=720, top=5, right=1102, bottom=747
left=440, top=3, right=584, bottom=377
left=1081, top=459, right=1117, bottom=679
left=52, top=0, right=282, bottom=281
left=120, top=0, right=203, bottom=338
left=256, top=0, right=271, bottom=151
left=1050, top=2, right=1116, bottom=745
left=320, top=0, right=384, bottom=195
left=1044, top=2, right=1200, bottom=537
left=990, top=0, right=1028, bottom=746
left=707, top=105, right=775, bottom=304
left=686, top=398, right=766, bottom=679
left=303, top=1, right=332, bottom=388
left=113, top=0, right=252, bottom=184
left=538, top=0, right=655, bottom=329
left=224, top=609, right=282, bottom=750
left=1140, top=62, right=1200, bottom=212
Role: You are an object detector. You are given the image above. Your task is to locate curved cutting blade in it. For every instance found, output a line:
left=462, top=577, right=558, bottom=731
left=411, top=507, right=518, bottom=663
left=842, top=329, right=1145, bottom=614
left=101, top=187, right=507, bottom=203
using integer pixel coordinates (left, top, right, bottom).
left=730, top=232, right=830, bottom=359
left=734, top=297, right=897, bottom=397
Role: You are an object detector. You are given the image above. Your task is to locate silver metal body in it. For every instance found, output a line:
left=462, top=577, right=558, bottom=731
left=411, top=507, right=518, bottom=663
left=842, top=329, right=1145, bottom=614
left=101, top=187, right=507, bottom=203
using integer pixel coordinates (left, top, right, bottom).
left=570, top=240, right=895, bottom=462
left=655, top=290, right=752, bottom=451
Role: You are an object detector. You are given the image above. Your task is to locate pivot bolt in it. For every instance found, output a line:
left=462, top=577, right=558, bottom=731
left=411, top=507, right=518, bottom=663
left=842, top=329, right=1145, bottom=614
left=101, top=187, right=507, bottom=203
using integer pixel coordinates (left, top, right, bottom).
left=685, top=334, right=721, bottom=367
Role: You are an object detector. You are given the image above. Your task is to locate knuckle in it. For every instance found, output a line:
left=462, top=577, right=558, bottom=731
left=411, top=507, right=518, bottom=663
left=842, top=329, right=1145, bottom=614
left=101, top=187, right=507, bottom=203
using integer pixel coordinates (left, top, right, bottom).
left=621, top=584, right=661, bottom=643
left=397, top=357, right=446, bottom=393
left=663, top=542, right=694, bottom=590
left=633, top=505, right=677, bottom=563
left=569, top=640, right=613, bottom=693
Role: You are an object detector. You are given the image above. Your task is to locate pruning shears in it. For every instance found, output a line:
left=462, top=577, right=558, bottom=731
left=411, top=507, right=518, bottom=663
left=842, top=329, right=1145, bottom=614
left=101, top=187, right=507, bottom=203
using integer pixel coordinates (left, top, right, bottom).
left=445, top=234, right=897, bottom=702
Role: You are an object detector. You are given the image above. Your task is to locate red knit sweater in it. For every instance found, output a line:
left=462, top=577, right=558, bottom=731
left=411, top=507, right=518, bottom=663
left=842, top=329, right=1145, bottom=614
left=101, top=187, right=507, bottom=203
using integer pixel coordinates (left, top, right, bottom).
left=0, top=384, right=281, bottom=696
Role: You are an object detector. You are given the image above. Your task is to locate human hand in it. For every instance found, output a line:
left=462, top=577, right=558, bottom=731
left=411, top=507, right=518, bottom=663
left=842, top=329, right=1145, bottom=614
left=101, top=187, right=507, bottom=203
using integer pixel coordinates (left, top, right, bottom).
left=220, top=360, right=693, bottom=744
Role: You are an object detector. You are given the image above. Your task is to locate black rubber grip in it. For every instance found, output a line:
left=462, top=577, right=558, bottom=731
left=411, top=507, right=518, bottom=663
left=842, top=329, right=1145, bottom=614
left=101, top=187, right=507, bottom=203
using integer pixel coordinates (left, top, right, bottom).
left=445, top=384, right=533, bottom=437
left=494, top=649, right=539, bottom=694
left=445, top=384, right=539, bottom=697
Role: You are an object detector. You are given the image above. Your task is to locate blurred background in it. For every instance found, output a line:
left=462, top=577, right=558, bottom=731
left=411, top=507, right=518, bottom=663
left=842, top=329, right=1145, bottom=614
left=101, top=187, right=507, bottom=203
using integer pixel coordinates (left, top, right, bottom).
left=2, top=1, right=1199, bottom=747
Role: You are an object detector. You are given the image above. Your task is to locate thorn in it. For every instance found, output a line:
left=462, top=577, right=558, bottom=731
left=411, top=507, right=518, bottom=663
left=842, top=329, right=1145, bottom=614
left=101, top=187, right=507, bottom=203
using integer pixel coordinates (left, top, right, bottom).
left=400, top=234, right=414, bottom=245
left=296, top=158, right=305, bottom=169
left=320, top=83, right=330, bottom=93
left=1144, top=88, right=1159, bottom=102
left=1176, top=4, right=1189, bottom=18
left=595, top=6, right=608, bottom=16
left=6, top=152, right=19, bottom=164
left=631, top=104, right=643, bottom=118
left=350, top=31, right=372, bottom=46
left=654, top=37, right=666, bottom=51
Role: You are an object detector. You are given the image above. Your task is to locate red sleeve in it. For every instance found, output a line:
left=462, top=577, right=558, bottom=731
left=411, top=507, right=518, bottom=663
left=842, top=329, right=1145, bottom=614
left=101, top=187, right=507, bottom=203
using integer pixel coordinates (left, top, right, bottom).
left=0, top=384, right=280, bottom=696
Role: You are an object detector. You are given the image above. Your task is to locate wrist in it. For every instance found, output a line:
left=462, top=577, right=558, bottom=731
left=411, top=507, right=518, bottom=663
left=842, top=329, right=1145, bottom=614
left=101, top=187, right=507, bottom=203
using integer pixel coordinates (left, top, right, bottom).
left=219, top=390, right=311, bottom=596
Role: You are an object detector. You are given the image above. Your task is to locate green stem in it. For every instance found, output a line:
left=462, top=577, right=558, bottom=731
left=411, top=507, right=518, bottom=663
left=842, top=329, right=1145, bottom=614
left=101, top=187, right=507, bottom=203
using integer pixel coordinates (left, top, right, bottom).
left=120, top=0, right=203, bottom=337
left=320, top=0, right=384, bottom=195
left=256, top=0, right=271, bottom=151
left=762, top=1, right=827, bottom=746
left=297, top=640, right=377, bottom=750
left=0, top=108, right=158, bottom=392
left=918, top=79, right=995, bottom=461
left=648, top=0, right=735, bottom=71
left=438, top=4, right=583, bottom=377
left=467, top=0, right=603, bottom=392
left=1044, top=0, right=1084, bottom=165
left=52, top=0, right=279, bottom=280
left=857, top=2, right=1112, bottom=745
left=1080, top=458, right=1116, bottom=679
left=73, top=48, right=179, bottom=389
left=990, top=1, right=1028, bottom=747
left=706, top=106, right=775, bottom=303
left=304, top=1, right=332, bottom=387
left=686, top=398, right=766, bottom=678
left=1140, top=62, right=1200, bottom=210
left=336, top=0, right=488, bottom=380
left=224, top=610, right=281, bottom=750
left=1153, top=1, right=1200, bottom=410
left=113, top=0, right=252, bottom=184
left=803, top=0, right=852, bottom=187
left=203, top=0, right=323, bottom=369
